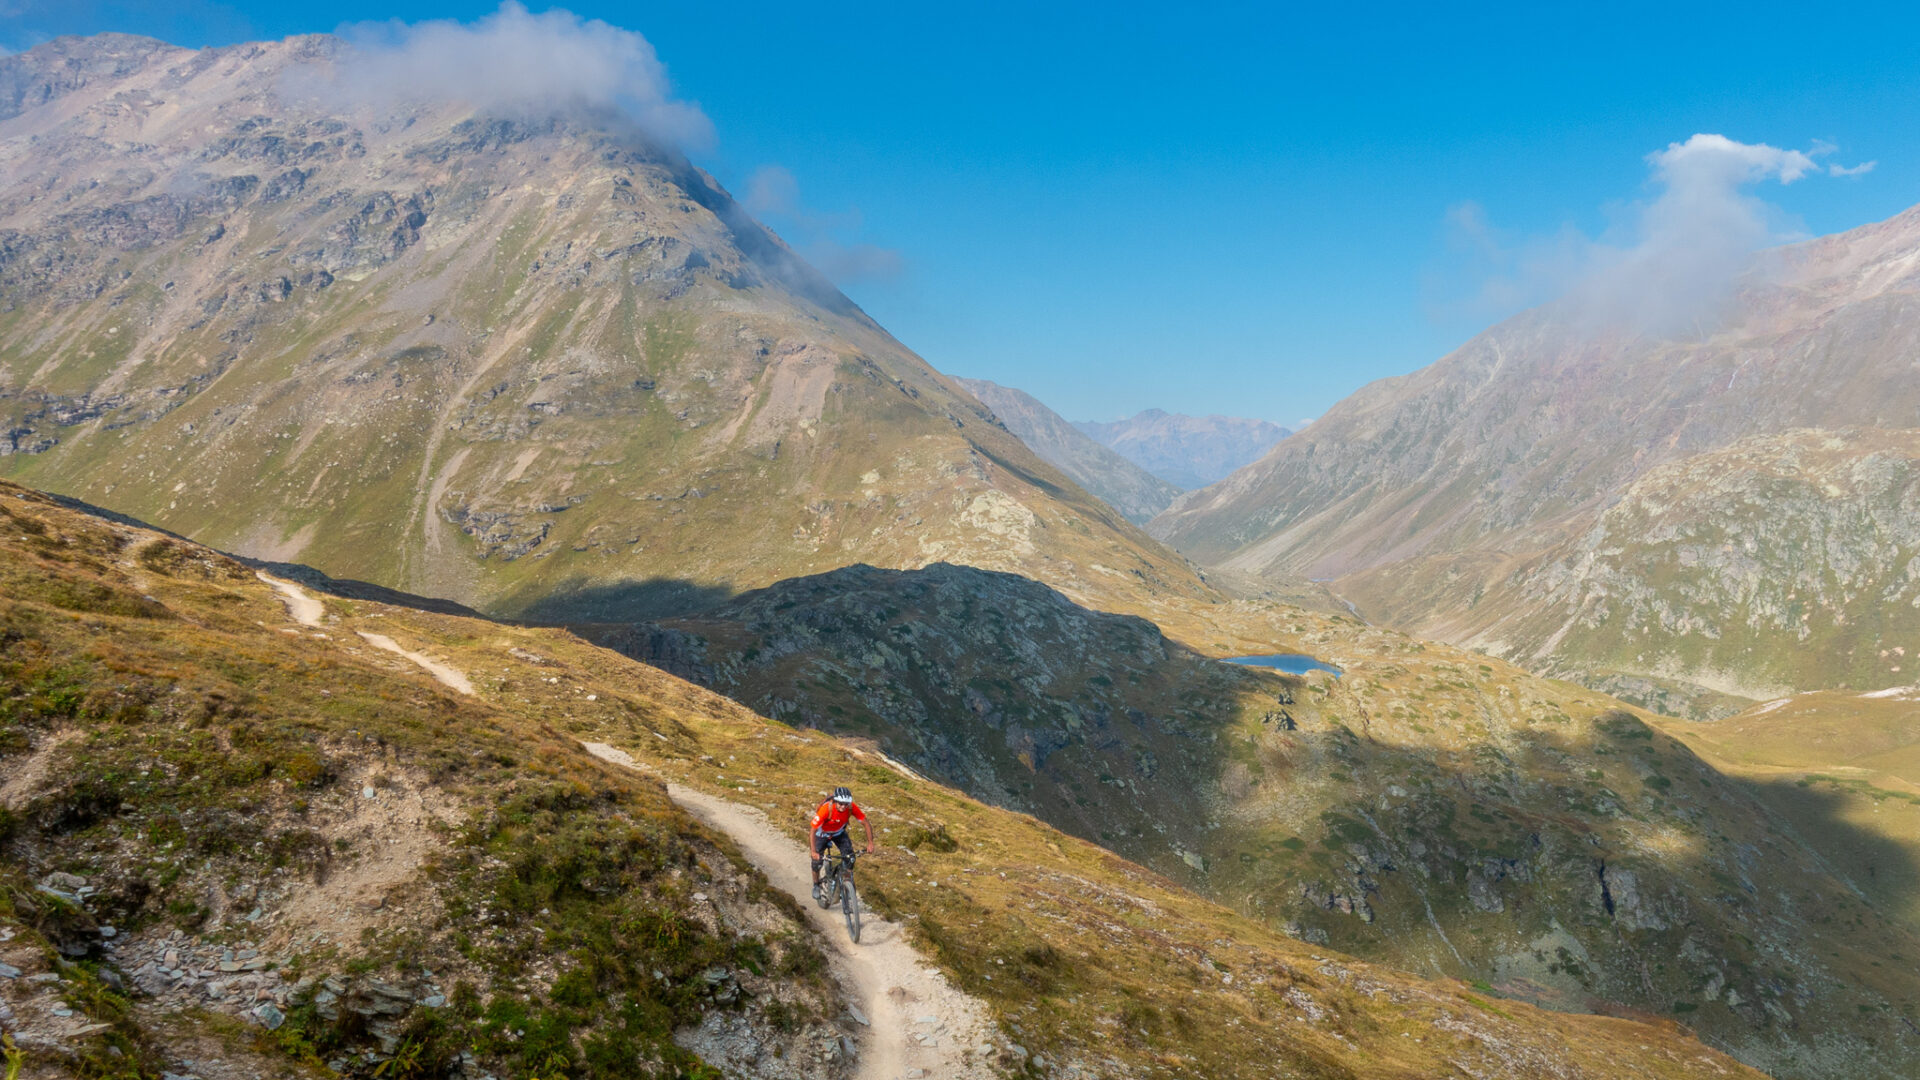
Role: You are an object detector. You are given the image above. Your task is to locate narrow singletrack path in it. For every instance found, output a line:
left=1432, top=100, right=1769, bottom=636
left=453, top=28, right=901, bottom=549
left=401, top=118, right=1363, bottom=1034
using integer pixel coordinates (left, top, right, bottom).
left=258, top=572, right=474, bottom=696
left=256, top=570, right=994, bottom=1077
left=352, top=631, right=475, bottom=695
left=582, top=743, right=998, bottom=1080
left=258, top=571, right=325, bottom=627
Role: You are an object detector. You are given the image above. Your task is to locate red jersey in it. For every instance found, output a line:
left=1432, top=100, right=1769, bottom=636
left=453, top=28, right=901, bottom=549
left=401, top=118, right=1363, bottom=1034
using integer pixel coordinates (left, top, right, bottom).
left=811, top=799, right=866, bottom=836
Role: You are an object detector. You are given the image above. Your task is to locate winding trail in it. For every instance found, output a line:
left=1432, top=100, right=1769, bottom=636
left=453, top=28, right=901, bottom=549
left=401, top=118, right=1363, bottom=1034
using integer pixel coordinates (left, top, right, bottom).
left=583, top=743, right=998, bottom=1080
left=258, top=572, right=475, bottom=696
left=257, top=571, right=994, bottom=1077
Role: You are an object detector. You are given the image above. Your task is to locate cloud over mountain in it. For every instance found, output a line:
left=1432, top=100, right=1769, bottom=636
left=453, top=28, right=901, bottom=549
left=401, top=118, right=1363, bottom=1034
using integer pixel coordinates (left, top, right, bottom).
left=1440, top=132, right=1873, bottom=335
left=742, top=164, right=905, bottom=284
left=312, top=2, right=712, bottom=147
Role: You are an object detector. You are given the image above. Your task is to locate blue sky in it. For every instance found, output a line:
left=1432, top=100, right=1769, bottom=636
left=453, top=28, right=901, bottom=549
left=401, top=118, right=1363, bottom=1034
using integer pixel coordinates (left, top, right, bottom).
left=5, top=3, right=1917, bottom=426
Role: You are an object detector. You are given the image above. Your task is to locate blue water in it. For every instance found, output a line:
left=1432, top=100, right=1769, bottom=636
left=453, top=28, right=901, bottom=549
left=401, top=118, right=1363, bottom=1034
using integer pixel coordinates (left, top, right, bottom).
left=1223, top=654, right=1342, bottom=677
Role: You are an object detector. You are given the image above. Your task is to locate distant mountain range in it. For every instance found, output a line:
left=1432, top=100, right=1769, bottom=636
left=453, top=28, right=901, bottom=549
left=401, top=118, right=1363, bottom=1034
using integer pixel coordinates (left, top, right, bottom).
left=956, top=378, right=1179, bottom=523
left=1077, top=408, right=1289, bottom=490
left=1153, top=201, right=1920, bottom=714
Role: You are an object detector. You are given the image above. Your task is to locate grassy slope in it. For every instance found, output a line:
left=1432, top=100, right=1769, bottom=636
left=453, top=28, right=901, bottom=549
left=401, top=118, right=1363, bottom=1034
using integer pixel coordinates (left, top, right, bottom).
left=618, top=563, right=1920, bottom=1080
left=0, top=479, right=843, bottom=1080
left=0, top=479, right=1759, bottom=1079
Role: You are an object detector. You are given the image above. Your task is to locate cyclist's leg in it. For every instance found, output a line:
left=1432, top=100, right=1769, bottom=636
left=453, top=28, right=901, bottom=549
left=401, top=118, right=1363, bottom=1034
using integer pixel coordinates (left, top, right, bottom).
left=811, top=832, right=828, bottom=887
left=829, top=832, right=853, bottom=896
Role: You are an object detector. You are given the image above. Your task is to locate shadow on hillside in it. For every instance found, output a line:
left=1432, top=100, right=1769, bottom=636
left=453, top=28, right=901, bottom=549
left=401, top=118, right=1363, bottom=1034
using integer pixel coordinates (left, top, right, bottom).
left=502, top=575, right=739, bottom=623
left=246, top=559, right=486, bottom=618
left=543, top=562, right=1189, bottom=687
left=1740, top=773, right=1920, bottom=921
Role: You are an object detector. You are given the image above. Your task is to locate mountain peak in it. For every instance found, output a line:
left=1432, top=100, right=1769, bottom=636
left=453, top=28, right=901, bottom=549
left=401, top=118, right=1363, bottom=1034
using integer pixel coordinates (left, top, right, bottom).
left=0, top=29, right=1209, bottom=624
left=1153, top=194, right=1920, bottom=713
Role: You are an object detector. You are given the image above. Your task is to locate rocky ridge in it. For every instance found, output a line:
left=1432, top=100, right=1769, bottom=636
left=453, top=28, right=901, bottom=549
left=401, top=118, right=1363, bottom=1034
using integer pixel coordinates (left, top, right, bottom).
left=589, top=559, right=1920, bottom=1079
left=956, top=379, right=1180, bottom=524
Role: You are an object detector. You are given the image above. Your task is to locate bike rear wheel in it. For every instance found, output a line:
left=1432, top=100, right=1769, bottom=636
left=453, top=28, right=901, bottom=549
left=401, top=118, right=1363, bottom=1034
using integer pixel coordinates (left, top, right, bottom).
left=842, top=879, right=861, bottom=942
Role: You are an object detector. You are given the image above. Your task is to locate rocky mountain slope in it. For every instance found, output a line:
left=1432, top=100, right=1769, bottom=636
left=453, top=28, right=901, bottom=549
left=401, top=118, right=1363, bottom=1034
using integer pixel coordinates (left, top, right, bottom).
left=581, top=560, right=1920, bottom=1079
left=0, top=478, right=1763, bottom=1079
left=956, top=379, right=1179, bottom=524
left=1077, top=408, right=1288, bottom=489
left=1374, top=427, right=1920, bottom=711
left=1154, top=202, right=1920, bottom=711
left=0, top=33, right=1205, bottom=623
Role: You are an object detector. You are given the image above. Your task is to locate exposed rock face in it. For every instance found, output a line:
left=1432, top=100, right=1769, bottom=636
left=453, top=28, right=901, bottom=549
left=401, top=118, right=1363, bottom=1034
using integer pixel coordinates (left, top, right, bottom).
left=1469, top=428, right=1920, bottom=703
left=1153, top=203, right=1920, bottom=708
left=957, top=378, right=1179, bottom=524
left=1076, top=408, right=1288, bottom=490
left=0, top=33, right=1204, bottom=621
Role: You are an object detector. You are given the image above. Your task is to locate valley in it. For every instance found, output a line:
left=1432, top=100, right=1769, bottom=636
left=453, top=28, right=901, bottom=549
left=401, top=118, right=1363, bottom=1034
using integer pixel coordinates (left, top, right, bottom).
left=0, top=20, right=1915, bottom=1080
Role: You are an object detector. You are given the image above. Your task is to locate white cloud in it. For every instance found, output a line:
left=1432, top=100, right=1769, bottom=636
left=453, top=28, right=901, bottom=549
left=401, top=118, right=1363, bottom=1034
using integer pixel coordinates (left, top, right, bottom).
left=809, top=242, right=906, bottom=283
left=313, top=3, right=711, bottom=148
left=743, top=165, right=800, bottom=218
left=739, top=164, right=904, bottom=285
left=1437, top=133, right=1873, bottom=336
left=287, top=5, right=900, bottom=286
left=1829, top=160, right=1877, bottom=177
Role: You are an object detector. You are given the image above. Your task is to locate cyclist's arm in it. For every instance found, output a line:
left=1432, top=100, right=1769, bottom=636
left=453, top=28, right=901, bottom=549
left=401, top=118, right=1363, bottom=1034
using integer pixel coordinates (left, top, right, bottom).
left=861, top=814, right=874, bottom=853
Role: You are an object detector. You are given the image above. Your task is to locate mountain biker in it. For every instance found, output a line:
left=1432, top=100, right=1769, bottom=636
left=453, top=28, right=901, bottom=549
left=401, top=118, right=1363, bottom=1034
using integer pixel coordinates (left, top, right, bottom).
left=810, top=786, right=874, bottom=901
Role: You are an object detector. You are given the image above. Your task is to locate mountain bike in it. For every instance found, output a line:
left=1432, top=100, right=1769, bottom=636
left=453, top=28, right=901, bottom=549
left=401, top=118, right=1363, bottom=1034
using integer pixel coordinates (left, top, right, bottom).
left=818, top=848, right=863, bottom=942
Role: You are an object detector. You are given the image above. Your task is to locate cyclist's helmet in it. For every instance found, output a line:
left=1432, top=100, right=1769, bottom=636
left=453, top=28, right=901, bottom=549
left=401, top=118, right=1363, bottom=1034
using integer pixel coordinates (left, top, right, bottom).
left=832, top=786, right=853, bottom=805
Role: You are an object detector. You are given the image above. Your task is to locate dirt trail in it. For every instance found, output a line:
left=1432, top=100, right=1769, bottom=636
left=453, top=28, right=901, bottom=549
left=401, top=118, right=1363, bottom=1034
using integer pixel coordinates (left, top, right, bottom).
left=258, top=572, right=474, bottom=696
left=582, top=743, right=998, bottom=1080
left=352, top=631, right=475, bottom=695
left=0, top=728, right=81, bottom=811
left=258, top=571, right=325, bottom=627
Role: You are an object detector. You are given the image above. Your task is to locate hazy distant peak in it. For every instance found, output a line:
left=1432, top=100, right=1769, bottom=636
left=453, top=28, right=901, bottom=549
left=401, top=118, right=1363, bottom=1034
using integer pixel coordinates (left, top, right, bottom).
left=956, top=379, right=1180, bottom=524
left=1074, top=409, right=1289, bottom=490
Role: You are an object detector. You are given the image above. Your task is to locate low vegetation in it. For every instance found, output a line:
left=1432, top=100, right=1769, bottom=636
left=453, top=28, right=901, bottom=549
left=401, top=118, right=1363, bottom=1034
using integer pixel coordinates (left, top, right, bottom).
left=0, top=482, right=839, bottom=1079
left=0, top=479, right=1763, bottom=1078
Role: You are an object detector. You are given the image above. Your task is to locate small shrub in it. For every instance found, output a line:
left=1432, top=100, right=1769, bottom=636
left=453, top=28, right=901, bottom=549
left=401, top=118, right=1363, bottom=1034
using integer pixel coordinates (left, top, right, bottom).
left=283, top=749, right=331, bottom=788
left=899, top=822, right=958, bottom=853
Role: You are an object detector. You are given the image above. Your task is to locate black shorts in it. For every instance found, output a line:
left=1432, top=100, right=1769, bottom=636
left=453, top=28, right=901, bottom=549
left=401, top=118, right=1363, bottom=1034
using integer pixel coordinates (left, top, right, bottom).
left=812, top=830, right=853, bottom=862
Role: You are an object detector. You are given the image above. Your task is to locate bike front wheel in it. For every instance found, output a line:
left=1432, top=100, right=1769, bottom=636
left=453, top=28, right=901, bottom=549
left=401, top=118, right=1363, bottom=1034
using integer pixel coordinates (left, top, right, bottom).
left=842, top=879, right=861, bottom=943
